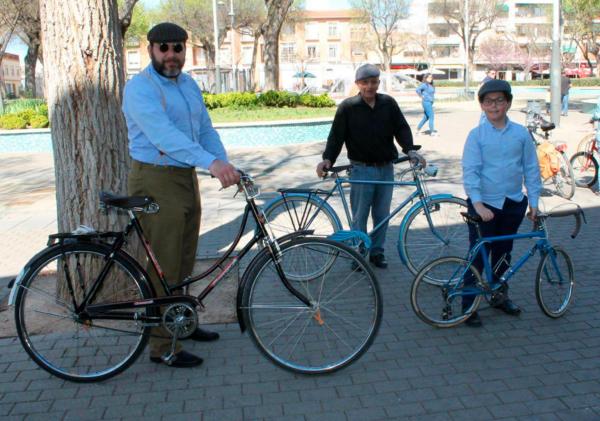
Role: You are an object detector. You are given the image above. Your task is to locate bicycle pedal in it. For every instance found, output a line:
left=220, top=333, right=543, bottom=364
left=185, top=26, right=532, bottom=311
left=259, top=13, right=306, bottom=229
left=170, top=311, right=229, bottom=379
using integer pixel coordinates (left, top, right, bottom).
left=161, top=352, right=176, bottom=366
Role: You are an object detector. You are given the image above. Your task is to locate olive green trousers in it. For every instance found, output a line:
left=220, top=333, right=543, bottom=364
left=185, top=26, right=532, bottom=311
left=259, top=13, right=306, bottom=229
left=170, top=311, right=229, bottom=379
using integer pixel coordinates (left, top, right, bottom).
left=128, top=160, right=201, bottom=358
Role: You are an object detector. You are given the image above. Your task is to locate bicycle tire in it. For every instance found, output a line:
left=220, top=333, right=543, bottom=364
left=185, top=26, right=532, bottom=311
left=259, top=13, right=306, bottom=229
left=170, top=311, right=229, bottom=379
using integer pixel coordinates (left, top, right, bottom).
left=14, top=242, right=153, bottom=382
left=399, top=196, right=469, bottom=276
left=570, top=151, right=599, bottom=188
left=241, top=237, right=381, bottom=374
left=535, top=246, right=574, bottom=318
left=577, top=133, right=595, bottom=155
left=549, top=151, right=575, bottom=199
left=411, top=257, right=483, bottom=328
left=262, top=194, right=342, bottom=240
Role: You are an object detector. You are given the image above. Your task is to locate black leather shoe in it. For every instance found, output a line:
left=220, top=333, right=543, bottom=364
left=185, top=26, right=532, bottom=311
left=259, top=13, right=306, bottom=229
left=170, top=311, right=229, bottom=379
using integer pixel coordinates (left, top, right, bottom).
left=187, top=327, right=220, bottom=342
left=464, top=311, right=482, bottom=327
left=369, top=254, right=388, bottom=269
left=150, top=350, right=203, bottom=368
left=493, top=299, right=521, bottom=316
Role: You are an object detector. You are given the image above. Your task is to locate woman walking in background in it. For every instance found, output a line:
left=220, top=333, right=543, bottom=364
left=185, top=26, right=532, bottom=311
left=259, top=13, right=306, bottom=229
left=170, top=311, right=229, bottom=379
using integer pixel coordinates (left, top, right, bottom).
left=416, top=73, right=437, bottom=136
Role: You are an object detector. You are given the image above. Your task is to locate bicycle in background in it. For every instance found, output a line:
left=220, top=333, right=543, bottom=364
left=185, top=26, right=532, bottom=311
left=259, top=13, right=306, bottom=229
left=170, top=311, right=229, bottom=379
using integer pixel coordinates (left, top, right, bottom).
left=9, top=171, right=382, bottom=382
left=525, top=110, right=576, bottom=199
left=411, top=206, right=584, bottom=328
left=569, top=119, right=599, bottom=189
left=261, top=156, right=469, bottom=276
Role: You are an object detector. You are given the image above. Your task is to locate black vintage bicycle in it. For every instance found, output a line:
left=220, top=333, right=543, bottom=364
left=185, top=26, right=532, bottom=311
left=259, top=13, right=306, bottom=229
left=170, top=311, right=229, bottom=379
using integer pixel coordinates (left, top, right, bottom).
left=9, top=172, right=382, bottom=382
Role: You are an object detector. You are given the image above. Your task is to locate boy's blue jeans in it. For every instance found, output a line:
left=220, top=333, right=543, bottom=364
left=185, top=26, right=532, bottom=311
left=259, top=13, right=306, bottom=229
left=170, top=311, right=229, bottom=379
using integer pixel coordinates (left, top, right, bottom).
left=417, top=100, right=435, bottom=132
left=349, top=163, right=394, bottom=257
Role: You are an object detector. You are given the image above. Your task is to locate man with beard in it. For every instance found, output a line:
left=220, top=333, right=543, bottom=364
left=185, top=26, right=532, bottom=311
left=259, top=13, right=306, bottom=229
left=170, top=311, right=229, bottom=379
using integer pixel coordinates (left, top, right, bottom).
left=122, top=22, right=240, bottom=368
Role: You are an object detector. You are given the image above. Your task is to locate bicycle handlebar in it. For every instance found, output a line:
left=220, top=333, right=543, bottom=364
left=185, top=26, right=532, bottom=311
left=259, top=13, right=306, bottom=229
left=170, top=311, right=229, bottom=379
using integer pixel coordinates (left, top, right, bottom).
left=541, top=206, right=586, bottom=239
left=324, top=156, right=413, bottom=177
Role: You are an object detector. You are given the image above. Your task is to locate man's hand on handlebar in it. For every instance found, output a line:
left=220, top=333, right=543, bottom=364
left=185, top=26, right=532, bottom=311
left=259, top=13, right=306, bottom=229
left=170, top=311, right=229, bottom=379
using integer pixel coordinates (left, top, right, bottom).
left=209, top=159, right=241, bottom=188
left=527, top=206, right=537, bottom=221
left=316, top=159, right=332, bottom=178
left=407, top=150, right=426, bottom=168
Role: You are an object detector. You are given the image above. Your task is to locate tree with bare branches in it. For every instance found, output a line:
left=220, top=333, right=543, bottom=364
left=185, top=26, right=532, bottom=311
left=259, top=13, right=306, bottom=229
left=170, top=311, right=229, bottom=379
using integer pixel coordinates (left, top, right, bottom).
left=563, top=0, right=600, bottom=76
left=261, top=0, right=295, bottom=90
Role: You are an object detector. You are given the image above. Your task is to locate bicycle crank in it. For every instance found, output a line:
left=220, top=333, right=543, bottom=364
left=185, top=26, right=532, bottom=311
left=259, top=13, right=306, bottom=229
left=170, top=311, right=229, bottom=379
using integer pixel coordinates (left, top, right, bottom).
left=162, top=303, right=198, bottom=339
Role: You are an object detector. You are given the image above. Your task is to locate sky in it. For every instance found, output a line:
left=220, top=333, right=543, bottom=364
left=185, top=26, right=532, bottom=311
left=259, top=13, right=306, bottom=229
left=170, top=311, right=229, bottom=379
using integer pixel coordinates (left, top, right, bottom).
left=6, top=0, right=352, bottom=62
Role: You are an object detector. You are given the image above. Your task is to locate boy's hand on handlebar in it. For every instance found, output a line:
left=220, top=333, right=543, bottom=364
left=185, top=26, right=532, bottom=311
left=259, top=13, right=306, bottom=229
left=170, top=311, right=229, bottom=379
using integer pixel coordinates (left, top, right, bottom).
left=407, top=150, right=426, bottom=168
left=209, top=159, right=240, bottom=188
left=316, top=159, right=332, bottom=178
left=527, top=206, right=538, bottom=221
left=473, top=202, right=494, bottom=222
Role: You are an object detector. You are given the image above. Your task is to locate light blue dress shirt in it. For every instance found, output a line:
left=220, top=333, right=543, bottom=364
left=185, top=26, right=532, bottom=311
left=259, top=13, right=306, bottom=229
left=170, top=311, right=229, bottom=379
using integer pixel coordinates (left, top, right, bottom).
left=122, top=65, right=227, bottom=169
left=462, top=117, right=541, bottom=209
left=416, top=82, right=435, bottom=102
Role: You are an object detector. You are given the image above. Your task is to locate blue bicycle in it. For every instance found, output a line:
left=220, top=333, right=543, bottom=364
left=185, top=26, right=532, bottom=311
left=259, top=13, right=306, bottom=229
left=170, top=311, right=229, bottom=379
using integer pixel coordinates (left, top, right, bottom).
left=410, top=206, right=584, bottom=327
left=261, top=157, right=468, bottom=275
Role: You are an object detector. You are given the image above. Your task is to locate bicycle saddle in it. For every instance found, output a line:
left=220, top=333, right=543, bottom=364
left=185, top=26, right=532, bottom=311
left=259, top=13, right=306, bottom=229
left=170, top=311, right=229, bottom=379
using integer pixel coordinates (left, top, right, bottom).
left=540, top=121, right=555, bottom=132
left=460, top=212, right=482, bottom=224
left=99, top=191, right=155, bottom=210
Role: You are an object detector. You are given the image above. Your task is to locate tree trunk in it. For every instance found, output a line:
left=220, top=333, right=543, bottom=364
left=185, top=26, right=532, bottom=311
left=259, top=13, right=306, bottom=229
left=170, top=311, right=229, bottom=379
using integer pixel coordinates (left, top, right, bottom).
left=250, top=29, right=261, bottom=91
left=40, top=0, right=129, bottom=234
left=24, top=39, right=40, bottom=97
left=261, top=0, right=293, bottom=91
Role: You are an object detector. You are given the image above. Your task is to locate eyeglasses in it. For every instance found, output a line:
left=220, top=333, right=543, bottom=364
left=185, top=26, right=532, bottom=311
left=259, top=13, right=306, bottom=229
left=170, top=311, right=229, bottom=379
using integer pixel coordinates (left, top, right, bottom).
left=158, top=43, right=184, bottom=53
left=482, top=97, right=507, bottom=106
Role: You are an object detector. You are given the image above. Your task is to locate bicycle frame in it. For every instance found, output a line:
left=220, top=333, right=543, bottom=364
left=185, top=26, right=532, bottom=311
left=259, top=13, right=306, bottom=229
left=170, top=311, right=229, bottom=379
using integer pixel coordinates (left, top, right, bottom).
left=73, top=181, right=313, bottom=323
left=279, top=164, right=451, bottom=245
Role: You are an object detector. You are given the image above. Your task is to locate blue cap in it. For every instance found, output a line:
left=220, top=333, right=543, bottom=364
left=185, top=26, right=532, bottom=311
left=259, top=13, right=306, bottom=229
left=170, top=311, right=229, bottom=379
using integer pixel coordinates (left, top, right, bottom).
left=478, top=79, right=513, bottom=102
left=355, top=64, right=380, bottom=81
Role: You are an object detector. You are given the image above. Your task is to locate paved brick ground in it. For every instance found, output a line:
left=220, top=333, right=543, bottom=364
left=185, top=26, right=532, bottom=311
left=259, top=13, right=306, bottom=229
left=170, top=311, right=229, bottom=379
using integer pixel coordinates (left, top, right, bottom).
left=0, top=97, right=599, bottom=420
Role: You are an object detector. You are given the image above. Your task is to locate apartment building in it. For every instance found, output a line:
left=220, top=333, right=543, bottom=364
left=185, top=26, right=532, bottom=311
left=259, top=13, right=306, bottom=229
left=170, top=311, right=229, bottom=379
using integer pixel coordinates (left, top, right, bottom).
left=1, top=53, right=22, bottom=97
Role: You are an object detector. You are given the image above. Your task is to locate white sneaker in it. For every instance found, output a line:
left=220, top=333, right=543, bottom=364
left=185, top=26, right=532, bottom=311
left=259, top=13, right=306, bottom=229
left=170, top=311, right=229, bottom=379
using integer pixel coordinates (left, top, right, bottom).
left=430, top=131, right=439, bottom=137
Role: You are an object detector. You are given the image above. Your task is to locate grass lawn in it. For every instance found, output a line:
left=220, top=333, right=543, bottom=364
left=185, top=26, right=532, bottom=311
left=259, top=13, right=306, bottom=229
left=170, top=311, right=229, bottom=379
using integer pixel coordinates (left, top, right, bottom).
left=208, top=106, right=336, bottom=123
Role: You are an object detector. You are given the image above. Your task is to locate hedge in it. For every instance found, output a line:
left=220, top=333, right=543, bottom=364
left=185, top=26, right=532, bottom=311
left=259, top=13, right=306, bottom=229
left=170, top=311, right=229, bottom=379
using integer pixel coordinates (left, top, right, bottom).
left=0, top=114, right=27, bottom=129
left=202, top=90, right=335, bottom=110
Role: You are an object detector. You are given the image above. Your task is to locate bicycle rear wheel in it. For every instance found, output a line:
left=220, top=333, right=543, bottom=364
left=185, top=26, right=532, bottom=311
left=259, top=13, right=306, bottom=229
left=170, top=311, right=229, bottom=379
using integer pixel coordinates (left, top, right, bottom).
left=577, top=133, right=595, bottom=155
left=241, top=237, right=381, bottom=374
left=262, top=195, right=342, bottom=239
left=547, top=151, right=575, bottom=199
left=535, top=246, right=574, bottom=318
left=14, top=242, right=152, bottom=382
left=411, top=257, right=483, bottom=328
left=570, top=151, right=598, bottom=188
left=400, top=197, right=469, bottom=276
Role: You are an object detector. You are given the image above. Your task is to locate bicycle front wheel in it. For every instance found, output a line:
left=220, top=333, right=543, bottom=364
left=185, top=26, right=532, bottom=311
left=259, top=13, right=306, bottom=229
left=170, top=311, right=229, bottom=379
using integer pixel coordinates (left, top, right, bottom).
left=535, top=246, right=574, bottom=318
left=577, top=133, right=595, bottom=155
left=241, top=237, right=381, bottom=374
left=400, top=197, right=469, bottom=275
left=411, top=257, right=483, bottom=328
left=570, top=151, right=599, bottom=188
left=14, top=242, right=153, bottom=382
left=263, top=195, right=342, bottom=239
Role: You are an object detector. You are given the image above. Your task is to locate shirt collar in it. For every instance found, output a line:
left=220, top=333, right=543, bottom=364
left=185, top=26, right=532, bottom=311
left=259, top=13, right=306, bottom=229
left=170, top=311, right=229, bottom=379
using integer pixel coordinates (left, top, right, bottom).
left=145, top=64, right=182, bottom=85
left=483, top=115, right=512, bottom=133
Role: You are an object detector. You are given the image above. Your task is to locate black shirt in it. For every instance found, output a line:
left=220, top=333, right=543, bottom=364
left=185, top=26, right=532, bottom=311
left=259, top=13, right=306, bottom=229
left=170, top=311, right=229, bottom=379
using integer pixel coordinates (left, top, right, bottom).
left=561, top=76, right=571, bottom=96
left=323, top=93, right=415, bottom=164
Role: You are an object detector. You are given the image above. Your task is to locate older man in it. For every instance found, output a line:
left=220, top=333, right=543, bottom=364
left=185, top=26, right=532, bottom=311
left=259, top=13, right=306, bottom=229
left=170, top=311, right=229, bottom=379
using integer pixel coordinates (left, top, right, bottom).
left=316, top=63, right=423, bottom=268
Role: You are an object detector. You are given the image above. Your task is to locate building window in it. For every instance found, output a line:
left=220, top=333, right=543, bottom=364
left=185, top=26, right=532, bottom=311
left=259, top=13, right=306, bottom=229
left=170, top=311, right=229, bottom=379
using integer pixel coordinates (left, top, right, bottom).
left=242, top=46, right=253, bottom=65
left=127, top=51, right=141, bottom=68
left=281, top=42, right=296, bottom=63
left=328, top=22, right=339, bottom=38
left=305, top=23, right=319, bottom=40
left=328, top=44, right=339, bottom=61
left=282, top=23, right=295, bottom=35
left=307, top=45, right=318, bottom=59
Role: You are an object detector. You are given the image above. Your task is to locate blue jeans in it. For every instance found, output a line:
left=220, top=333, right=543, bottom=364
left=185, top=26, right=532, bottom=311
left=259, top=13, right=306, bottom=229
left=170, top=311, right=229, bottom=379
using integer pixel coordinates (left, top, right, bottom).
left=417, top=100, right=435, bottom=132
left=561, top=94, right=569, bottom=115
left=349, top=163, right=394, bottom=257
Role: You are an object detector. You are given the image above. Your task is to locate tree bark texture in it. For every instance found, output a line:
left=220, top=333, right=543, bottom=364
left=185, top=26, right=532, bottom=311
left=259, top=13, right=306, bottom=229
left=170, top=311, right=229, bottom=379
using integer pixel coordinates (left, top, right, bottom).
left=40, top=0, right=130, bottom=233
left=24, top=40, right=39, bottom=97
left=261, top=0, right=293, bottom=90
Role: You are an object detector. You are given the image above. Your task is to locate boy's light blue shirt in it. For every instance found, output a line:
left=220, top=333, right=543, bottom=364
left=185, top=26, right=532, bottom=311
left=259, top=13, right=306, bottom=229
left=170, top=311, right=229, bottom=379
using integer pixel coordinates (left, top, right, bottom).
left=122, top=65, right=227, bottom=169
left=416, top=82, right=435, bottom=102
left=462, top=117, right=541, bottom=209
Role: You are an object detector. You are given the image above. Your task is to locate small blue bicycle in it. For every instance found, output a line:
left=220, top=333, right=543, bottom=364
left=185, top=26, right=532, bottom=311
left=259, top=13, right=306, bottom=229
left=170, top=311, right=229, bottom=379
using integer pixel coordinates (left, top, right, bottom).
left=410, top=206, right=584, bottom=327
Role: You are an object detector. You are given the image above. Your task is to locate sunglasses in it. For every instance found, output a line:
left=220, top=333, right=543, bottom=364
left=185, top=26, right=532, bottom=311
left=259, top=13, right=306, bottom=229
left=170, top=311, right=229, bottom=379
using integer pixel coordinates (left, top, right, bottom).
left=158, top=43, right=184, bottom=53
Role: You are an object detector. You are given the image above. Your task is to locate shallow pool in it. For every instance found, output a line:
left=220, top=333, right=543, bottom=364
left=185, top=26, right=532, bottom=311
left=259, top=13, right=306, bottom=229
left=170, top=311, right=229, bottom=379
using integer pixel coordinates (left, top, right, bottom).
left=0, top=121, right=333, bottom=154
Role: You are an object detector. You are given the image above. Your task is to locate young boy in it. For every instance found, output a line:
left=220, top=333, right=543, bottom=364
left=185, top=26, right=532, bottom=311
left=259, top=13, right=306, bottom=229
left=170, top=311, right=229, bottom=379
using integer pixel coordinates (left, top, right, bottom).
left=461, top=80, right=542, bottom=327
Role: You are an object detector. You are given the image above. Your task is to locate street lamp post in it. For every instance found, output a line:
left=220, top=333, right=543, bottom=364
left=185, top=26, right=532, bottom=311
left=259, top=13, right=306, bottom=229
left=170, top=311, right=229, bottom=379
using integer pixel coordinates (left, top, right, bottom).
left=229, top=0, right=238, bottom=92
left=550, top=0, right=561, bottom=125
left=212, top=0, right=221, bottom=93
left=464, top=0, right=470, bottom=97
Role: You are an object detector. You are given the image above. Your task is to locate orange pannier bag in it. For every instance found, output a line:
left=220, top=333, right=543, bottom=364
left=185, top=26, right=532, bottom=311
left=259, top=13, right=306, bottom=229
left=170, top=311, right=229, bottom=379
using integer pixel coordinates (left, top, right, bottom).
left=536, top=141, right=561, bottom=179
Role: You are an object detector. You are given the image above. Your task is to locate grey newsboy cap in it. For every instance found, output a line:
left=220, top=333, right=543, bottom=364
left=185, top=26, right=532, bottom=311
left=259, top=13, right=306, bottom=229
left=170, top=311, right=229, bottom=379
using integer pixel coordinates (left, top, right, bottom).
left=478, top=79, right=513, bottom=102
left=355, top=64, right=380, bottom=81
left=147, top=22, right=188, bottom=43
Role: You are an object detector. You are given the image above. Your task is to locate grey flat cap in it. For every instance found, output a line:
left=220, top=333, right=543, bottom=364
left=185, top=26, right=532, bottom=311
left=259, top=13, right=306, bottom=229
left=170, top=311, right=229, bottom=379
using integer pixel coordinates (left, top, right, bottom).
left=355, top=64, right=380, bottom=81
left=147, top=22, right=188, bottom=43
left=478, top=79, right=513, bottom=101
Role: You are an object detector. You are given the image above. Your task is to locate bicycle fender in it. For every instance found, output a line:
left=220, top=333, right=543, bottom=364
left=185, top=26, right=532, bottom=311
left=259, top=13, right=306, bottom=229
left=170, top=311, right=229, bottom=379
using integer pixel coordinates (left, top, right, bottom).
left=8, top=243, right=67, bottom=306
left=235, top=247, right=272, bottom=333
left=397, top=194, right=459, bottom=265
